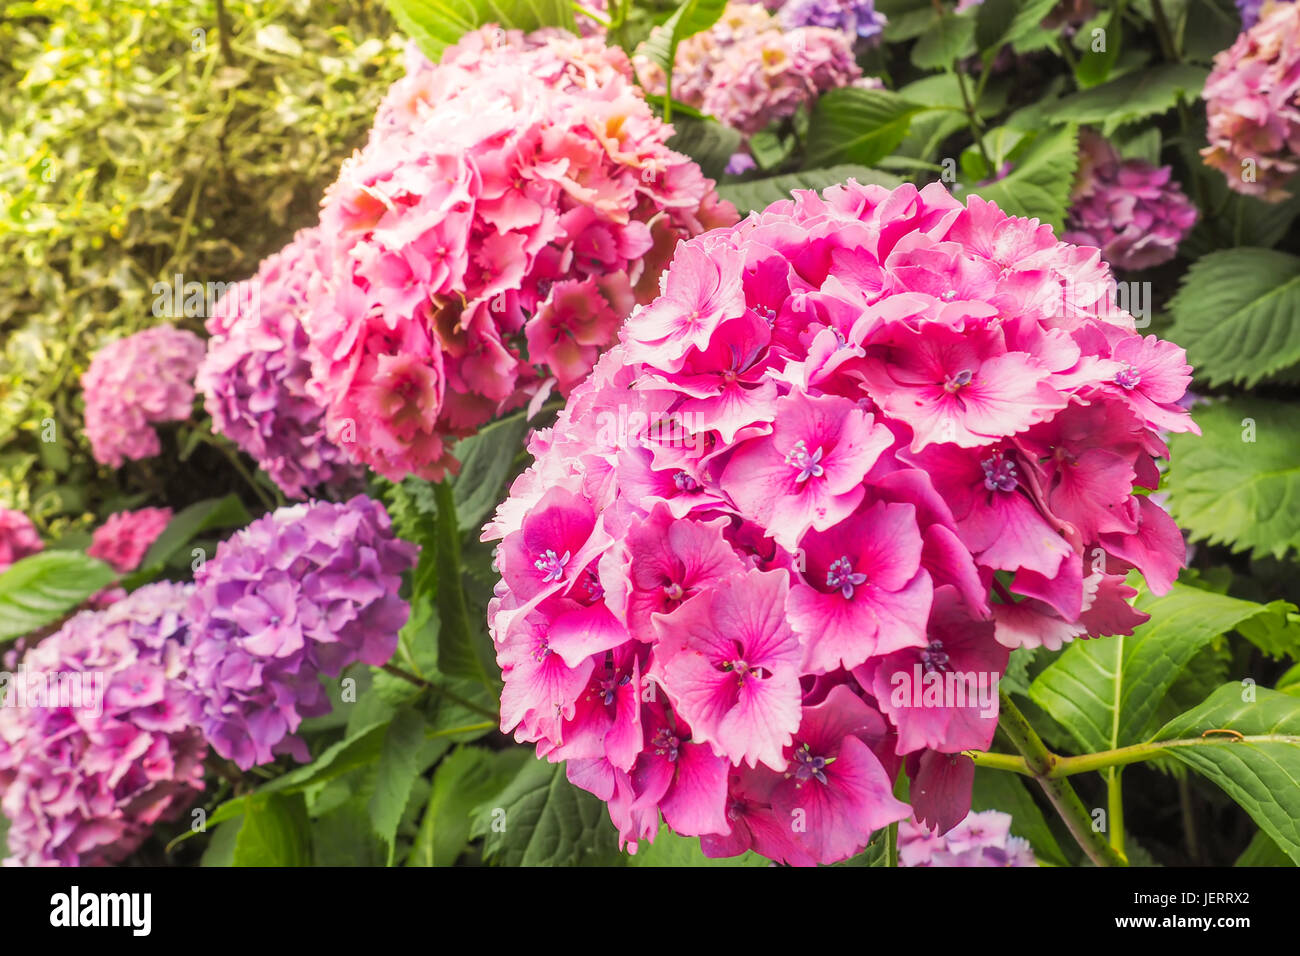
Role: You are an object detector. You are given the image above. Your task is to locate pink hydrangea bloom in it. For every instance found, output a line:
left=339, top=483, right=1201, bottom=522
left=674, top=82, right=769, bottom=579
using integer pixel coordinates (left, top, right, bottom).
left=305, top=27, right=737, bottom=482
left=637, top=3, right=864, bottom=135
left=0, top=509, right=42, bottom=572
left=81, top=325, right=204, bottom=468
left=1063, top=130, right=1198, bottom=270
left=87, top=508, right=172, bottom=575
left=899, top=809, right=1038, bottom=866
left=182, top=497, right=418, bottom=770
left=1201, top=2, right=1300, bottom=200
left=484, top=180, right=1196, bottom=865
left=197, top=228, right=365, bottom=498
left=0, top=582, right=206, bottom=866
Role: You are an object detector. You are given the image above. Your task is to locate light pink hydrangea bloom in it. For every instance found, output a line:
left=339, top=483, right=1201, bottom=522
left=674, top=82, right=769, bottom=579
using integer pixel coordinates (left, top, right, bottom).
left=305, top=27, right=737, bottom=482
left=1202, top=2, right=1300, bottom=200
left=899, top=809, right=1038, bottom=866
left=484, top=181, right=1196, bottom=865
left=636, top=3, right=864, bottom=135
left=81, top=325, right=204, bottom=468
left=1063, top=130, right=1198, bottom=270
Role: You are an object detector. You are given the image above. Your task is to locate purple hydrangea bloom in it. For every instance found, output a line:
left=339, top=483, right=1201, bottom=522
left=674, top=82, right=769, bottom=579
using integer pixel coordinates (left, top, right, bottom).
left=899, top=810, right=1038, bottom=867
left=81, top=325, right=205, bottom=468
left=183, top=496, right=419, bottom=770
left=0, top=582, right=206, bottom=866
left=1063, top=129, right=1198, bottom=271
left=726, top=151, right=758, bottom=174
left=778, top=0, right=887, bottom=40
left=197, top=228, right=365, bottom=499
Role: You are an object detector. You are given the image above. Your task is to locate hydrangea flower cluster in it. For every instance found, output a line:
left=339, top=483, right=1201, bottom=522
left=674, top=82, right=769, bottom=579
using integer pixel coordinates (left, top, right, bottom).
left=0, top=509, right=42, bottom=572
left=775, top=0, right=888, bottom=41
left=306, top=27, right=736, bottom=482
left=182, top=496, right=418, bottom=770
left=87, top=508, right=172, bottom=574
left=197, top=228, right=364, bottom=499
left=0, top=582, right=206, bottom=866
left=1202, top=2, right=1300, bottom=201
left=636, top=3, right=865, bottom=135
left=81, top=325, right=204, bottom=469
left=484, top=181, right=1196, bottom=864
left=899, top=810, right=1037, bottom=866
left=1063, top=129, right=1198, bottom=271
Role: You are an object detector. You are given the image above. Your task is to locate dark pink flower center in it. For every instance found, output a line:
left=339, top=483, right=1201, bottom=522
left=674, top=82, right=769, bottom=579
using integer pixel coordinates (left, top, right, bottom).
left=788, top=743, right=833, bottom=786
left=826, top=555, right=867, bottom=599
left=673, top=471, right=700, bottom=493
left=598, top=670, right=630, bottom=706
left=944, top=368, right=974, bottom=392
left=652, top=727, right=681, bottom=762
left=785, top=440, right=825, bottom=483
left=663, top=581, right=685, bottom=602
left=1115, top=364, right=1141, bottom=389
left=534, top=548, right=570, bottom=582
left=980, top=456, right=1018, bottom=492
left=920, top=639, right=950, bottom=674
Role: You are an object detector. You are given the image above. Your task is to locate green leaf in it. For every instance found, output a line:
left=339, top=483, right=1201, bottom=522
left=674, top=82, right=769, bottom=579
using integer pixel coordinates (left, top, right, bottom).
left=1073, top=2, right=1124, bottom=88
left=966, top=123, right=1077, bottom=231
left=1028, top=581, right=1289, bottom=753
left=1165, top=397, right=1300, bottom=561
left=716, top=165, right=903, bottom=215
left=1154, top=684, right=1300, bottom=863
left=666, top=115, right=743, bottom=181
left=311, top=797, right=387, bottom=867
left=471, top=758, right=621, bottom=866
left=1167, top=249, right=1300, bottom=388
left=382, top=0, right=576, bottom=63
left=1235, top=829, right=1295, bottom=867
left=975, top=0, right=1059, bottom=54
left=409, top=747, right=530, bottom=866
left=1041, top=63, right=1208, bottom=135
left=626, top=828, right=769, bottom=866
left=910, top=12, right=977, bottom=70
left=0, top=551, right=116, bottom=643
left=124, top=493, right=251, bottom=588
left=200, top=818, right=241, bottom=867
left=452, top=411, right=530, bottom=537
left=434, top=480, right=496, bottom=685
left=970, top=768, right=1072, bottom=866
left=806, top=88, right=926, bottom=169
left=636, top=0, right=729, bottom=120
left=231, top=793, right=311, bottom=867
left=369, top=707, right=427, bottom=865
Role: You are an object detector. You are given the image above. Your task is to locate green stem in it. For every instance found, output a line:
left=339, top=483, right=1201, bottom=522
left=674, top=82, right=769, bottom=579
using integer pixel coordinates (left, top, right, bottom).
left=1149, top=0, right=1179, bottom=62
left=997, top=692, right=1127, bottom=867
left=954, top=66, right=994, bottom=174
left=573, top=1, right=611, bottom=26
left=966, top=749, right=1031, bottom=774
left=205, top=434, right=275, bottom=512
left=380, top=662, right=499, bottom=721
left=886, top=821, right=898, bottom=867
left=1107, top=766, right=1125, bottom=857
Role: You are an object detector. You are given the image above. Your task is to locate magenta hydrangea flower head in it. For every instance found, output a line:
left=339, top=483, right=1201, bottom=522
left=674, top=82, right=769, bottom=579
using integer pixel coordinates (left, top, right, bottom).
left=87, top=507, right=172, bottom=575
left=484, top=179, right=1197, bottom=865
left=197, top=228, right=365, bottom=499
left=304, top=27, right=737, bottom=482
left=636, top=3, right=864, bottom=135
left=81, top=324, right=204, bottom=468
left=0, top=509, right=42, bottom=572
left=1202, top=2, right=1300, bottom=200
left=0, top=582, right=206, bottom=866
left=899, top=810, right=1037, bottom=866
left=182, top=496, right=418, bottom=770
left=1062, top=129, right=1198, bottom=270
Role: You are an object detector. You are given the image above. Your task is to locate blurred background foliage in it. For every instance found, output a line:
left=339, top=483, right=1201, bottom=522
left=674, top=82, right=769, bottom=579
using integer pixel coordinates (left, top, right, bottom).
left=0, top=0, right=403, bottom=534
